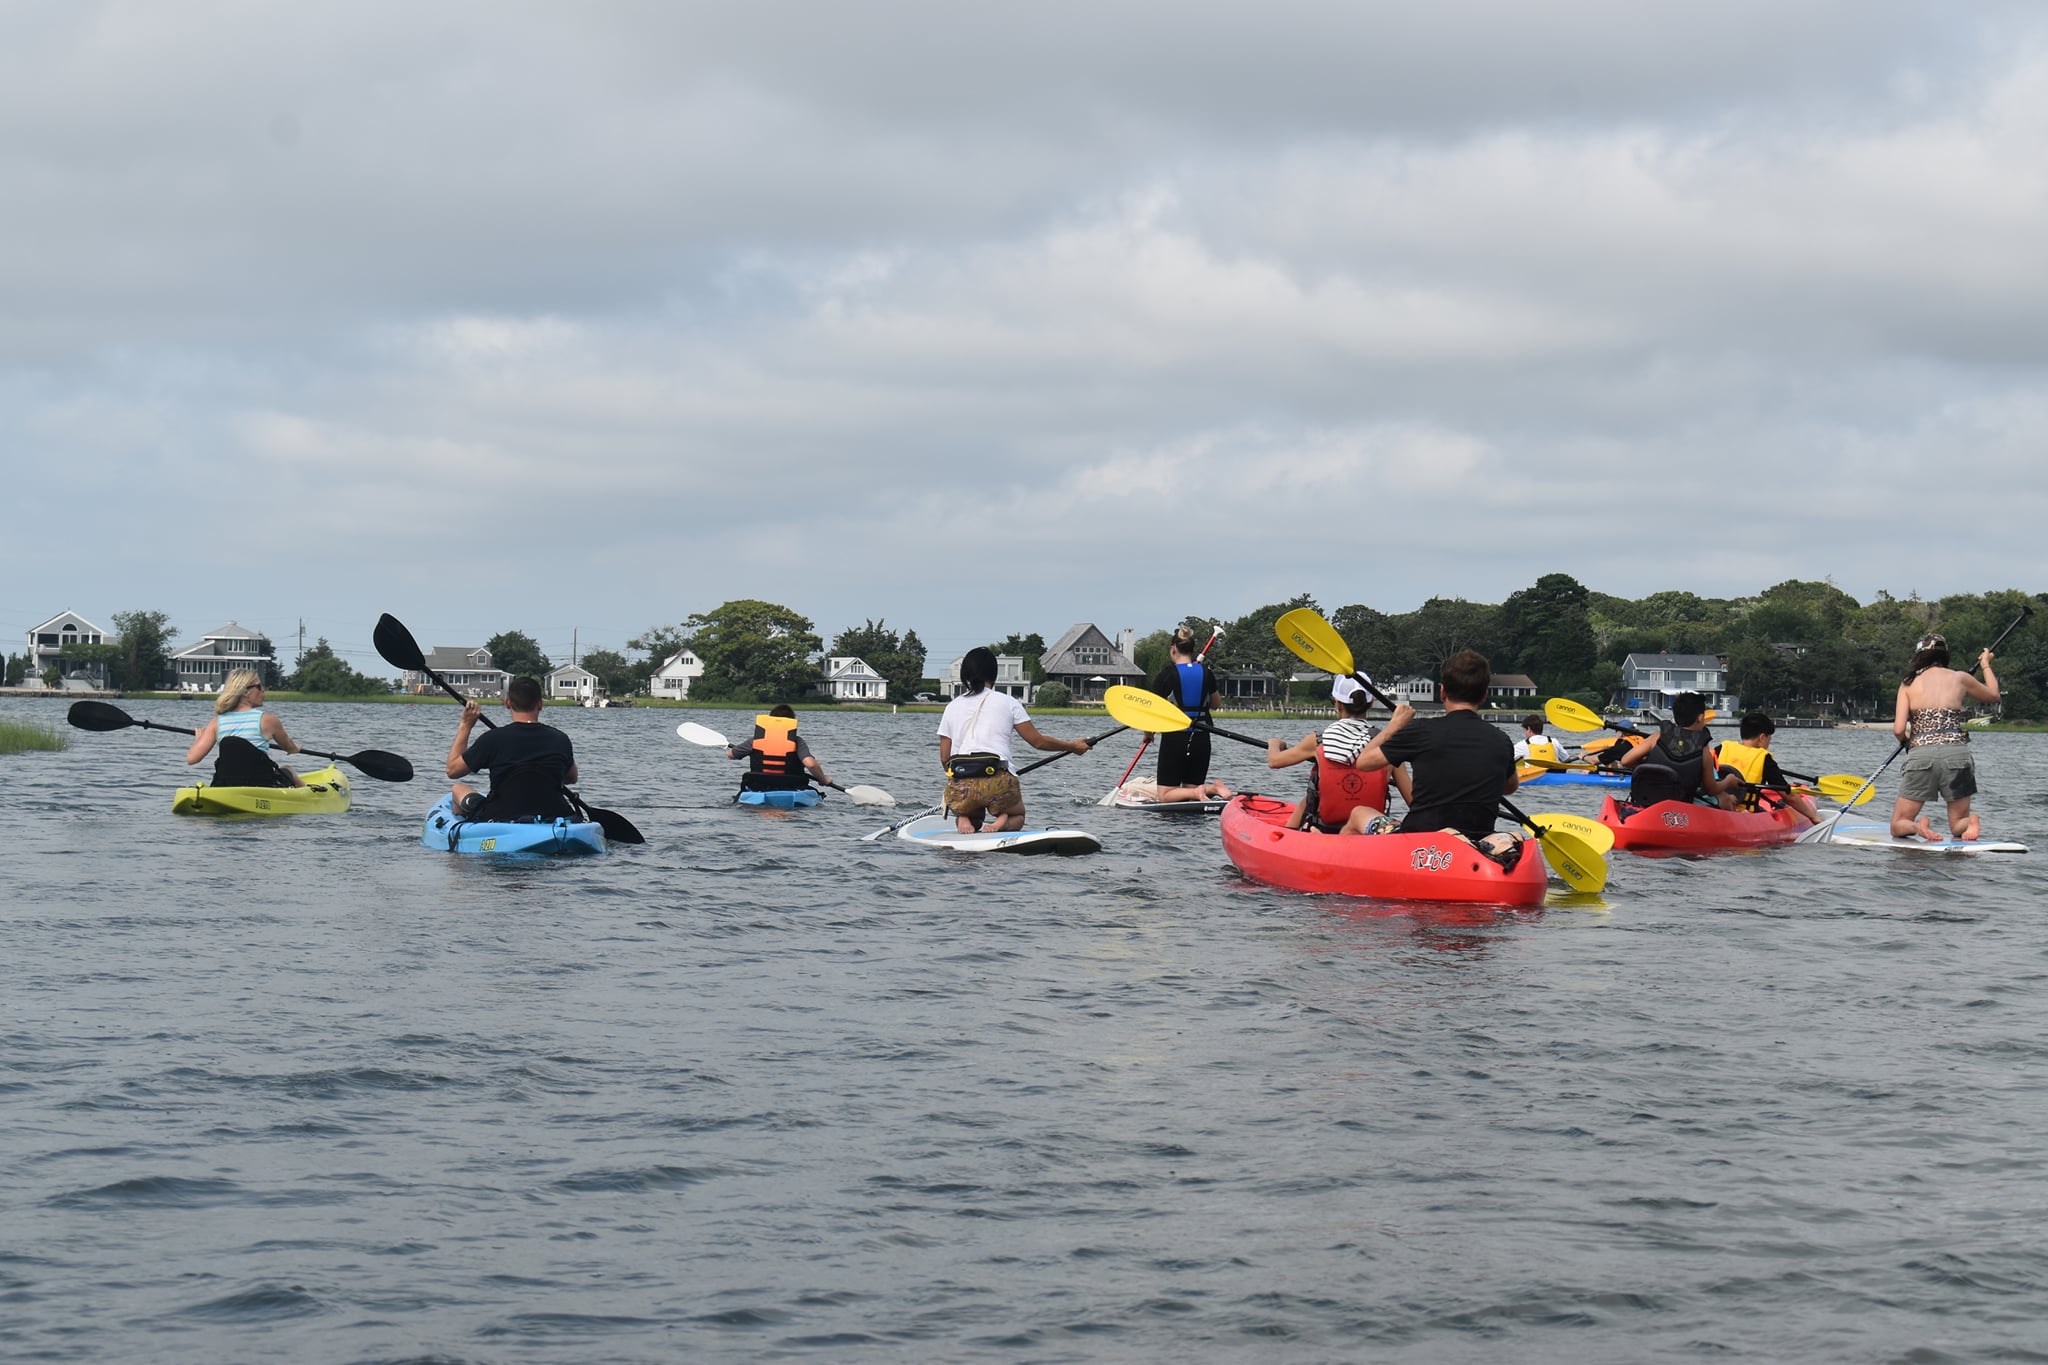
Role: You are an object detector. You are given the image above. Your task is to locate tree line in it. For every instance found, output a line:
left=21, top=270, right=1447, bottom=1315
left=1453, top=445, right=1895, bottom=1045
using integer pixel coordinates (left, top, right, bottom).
left=30, top=578, right=2046, bottom=717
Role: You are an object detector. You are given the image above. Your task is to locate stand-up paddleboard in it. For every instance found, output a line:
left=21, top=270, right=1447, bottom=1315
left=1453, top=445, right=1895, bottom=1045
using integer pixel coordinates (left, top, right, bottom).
left=894, top=812, right=1102, bottom=855
left=1816, top=820, right=2027, bottom=854
left=1105, top=783, right=1227, bottom=814
left=737, top=788, right=822, bottom=809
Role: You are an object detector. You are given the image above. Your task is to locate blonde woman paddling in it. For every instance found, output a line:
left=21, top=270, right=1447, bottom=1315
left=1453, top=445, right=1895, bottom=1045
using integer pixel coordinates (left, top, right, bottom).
left=185, top=669, right=306, bottom=788
left=1891, top=633, right=1997, bottom=841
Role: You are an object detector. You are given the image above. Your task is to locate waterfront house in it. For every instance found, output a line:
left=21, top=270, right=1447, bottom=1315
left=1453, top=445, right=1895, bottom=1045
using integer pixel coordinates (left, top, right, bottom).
left=814, top=656, right=888, bottom=702
left=1619, top=653, right=1737, bottom=714
left=26, top=611, right=112, bottom=689
left=403, top=646, right=508, bottom=698
left=939, top=654, right=1030, bottom=700
left=1039, top=625, right=1143, bottom=700
left=171, top=622, right=275, bottom=691
left=547, top=663, right=601, bottom=703
left=1217, top=668, right=1279, bottom=702
left=1391, top=675, right=1439, bottom=706
left=650, top=649, right=703, bottom=700
left=1490, top=673, right=1539, bottom=701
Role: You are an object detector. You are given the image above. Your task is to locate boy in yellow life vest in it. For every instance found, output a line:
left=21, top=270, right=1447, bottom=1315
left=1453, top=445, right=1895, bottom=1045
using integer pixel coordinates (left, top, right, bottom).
left=1513, top=713, right=1565, bottom=765
left=1713, top=713, right=1822, bottom=825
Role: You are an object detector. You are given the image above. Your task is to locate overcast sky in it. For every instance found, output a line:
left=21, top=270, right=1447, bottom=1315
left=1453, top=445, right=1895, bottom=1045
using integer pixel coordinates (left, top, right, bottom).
left=7, top=1, right=2046, bottom=675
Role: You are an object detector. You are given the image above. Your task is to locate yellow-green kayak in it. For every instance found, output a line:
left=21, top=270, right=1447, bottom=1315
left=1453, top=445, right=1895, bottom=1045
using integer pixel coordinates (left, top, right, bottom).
left=172, top=765, right=351, bottom=816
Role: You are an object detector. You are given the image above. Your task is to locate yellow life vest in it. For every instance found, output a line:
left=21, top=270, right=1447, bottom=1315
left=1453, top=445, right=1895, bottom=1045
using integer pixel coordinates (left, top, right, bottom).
left=1715, top=740, right=1770, bottom=789
left=1524, top=737, right=1559, bottom=764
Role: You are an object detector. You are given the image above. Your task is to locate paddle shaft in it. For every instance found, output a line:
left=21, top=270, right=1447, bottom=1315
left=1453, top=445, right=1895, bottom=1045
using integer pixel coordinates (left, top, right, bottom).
left=1016, top=725, right=1126, bottom=776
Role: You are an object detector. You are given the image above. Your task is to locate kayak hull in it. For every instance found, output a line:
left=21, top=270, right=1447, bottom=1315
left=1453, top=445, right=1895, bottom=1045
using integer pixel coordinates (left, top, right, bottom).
left=1518, top=767, right=1629, bottom=788
left=1220, top=794, right=1547, bottom=905
left=419, top=794, right=607, bottom=856
left=173, top=766, right=351, bottom=815
left=1816, top=820, right=2028, bottom=854
left=1599, top=794, right=1808, bottom=852
left=895, top=812, right=1101, bottom=855
left=737, top=788, right=822, bottom=809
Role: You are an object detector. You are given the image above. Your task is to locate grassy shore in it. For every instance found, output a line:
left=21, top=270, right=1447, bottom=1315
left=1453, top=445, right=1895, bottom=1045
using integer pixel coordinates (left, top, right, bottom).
left=0, top=718, right=69, bottom=754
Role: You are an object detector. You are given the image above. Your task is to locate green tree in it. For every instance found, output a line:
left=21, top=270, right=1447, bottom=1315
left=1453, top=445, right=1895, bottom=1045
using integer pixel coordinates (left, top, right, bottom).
left=830, top=619, right=928, bottom=701
left=1329, top=604, right=1398, bottom=677
left=1226, top=594, right=1320, bottom=677
left=1131, top=629, right=1172, bottom=680
left=485, top=630, right=551, bottom=682
left=579, top=648, right=636, bottom=698
left=1497, top=573, right=1597, bottom=695
left=687, top=599, right=823, bottom=702
left=108, top=610, right=177, bottom=690
left=1034, top=681, right=1072, bottom=708
left=4, top=653, right=24, bottom=687
left=1396, top=597, right=1498, bottom=678
left=287, top=638, right=386, bottom=695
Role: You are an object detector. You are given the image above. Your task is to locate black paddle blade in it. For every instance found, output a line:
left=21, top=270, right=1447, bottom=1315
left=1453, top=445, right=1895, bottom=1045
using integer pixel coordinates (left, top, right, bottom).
left=346, top=749, right=415, bottom=782
left=373, top=613, right=428, bottom=672
left=67, top=700, right=136, bottom=731
left=587, top=805, right=645, bottom=845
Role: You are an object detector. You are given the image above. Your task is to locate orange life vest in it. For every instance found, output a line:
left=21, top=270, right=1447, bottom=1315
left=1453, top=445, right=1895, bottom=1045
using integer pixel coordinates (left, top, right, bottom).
left=750, top=715, right=802, bottom=779
left=1315, top=745, right=1390, bottom=828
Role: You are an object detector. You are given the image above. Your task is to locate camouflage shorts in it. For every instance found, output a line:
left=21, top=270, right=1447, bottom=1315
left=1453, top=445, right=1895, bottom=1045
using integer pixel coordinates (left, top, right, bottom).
left=945, top=771, right=1024, bottom=820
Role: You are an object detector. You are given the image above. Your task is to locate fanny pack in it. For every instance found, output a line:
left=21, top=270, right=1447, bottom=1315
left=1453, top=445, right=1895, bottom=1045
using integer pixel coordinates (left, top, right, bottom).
left=947, top=752, right=1007, bottom=781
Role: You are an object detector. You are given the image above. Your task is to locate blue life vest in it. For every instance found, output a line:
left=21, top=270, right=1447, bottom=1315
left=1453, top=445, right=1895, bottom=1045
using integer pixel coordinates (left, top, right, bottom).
left=1175, top=662, right=1210, bottom=716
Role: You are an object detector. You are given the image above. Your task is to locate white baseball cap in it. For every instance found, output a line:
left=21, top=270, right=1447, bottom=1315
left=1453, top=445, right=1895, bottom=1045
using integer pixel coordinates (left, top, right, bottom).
left=1332, top=676, right=1367, bottom=704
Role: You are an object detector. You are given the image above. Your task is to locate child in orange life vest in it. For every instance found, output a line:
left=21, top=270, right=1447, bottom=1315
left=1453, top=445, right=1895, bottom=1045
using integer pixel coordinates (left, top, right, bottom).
left=1267, top=676, right=1412, bottom=833
left=727, top=703, right=832, bottom=793
left=1712, top=713, right=1822, bottom=825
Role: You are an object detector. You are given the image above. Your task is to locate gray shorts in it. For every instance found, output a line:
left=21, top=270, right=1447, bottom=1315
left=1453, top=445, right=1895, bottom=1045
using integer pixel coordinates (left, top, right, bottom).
left=1899, top=743, right=1977, bottom=803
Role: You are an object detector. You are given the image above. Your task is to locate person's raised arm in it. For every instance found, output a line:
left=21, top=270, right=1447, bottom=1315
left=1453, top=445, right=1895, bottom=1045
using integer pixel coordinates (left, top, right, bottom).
left=1267, top=732, right=1317, bottom=769
left=1616, top=734, right=1657, bottom=770
left=1354, top=704, right=1414, bottom=773
left=1017, top=720, right=1087, bottom=755
left=261, top=711, right=300, bottom=755
left=446, top=700, right=482, bottom=779
left=1963, top=651, right=1999, bottom=704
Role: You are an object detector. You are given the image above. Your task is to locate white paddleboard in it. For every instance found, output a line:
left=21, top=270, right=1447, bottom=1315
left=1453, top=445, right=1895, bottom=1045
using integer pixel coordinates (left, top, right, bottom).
left=895, top=812, right=1102, bottom=855
left=1109, top=794, right=1227, bottom=814
left=1816, top=820, right=2027, bottom=854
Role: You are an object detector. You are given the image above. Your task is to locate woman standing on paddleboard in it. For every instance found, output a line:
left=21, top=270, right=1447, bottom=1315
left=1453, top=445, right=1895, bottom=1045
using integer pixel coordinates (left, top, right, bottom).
left=1151, top=625, right=1221, bottom=788
left=184, top=668, right=306, bottom=788
left=1891, top=633, right=1999, bottom=841
left=938, top=647, right=1090, bottom=834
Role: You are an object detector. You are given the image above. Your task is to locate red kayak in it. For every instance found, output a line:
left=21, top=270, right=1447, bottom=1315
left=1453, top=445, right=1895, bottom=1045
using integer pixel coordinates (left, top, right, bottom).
left=1597, top=794, right=1810, bottom=853
left=1220, top=794, right=1548, bottom=905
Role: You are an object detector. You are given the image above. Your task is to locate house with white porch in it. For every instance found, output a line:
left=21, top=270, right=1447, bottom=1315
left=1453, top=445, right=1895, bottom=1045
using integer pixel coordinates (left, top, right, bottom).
left=939, top=654, right=1030, bottom=700
left=547, top=663, right=601, bottom=703
left=171, top=622, right=275, bottom=691
left=403, top=646, right=509, bottom=698
left=815, top=656, right=888, bottom=702
left=26, top=611, right=115, bottom=689
left=650, top=649, right=703, bottom=700
left=1390, top=675, right=1439, bottom=706
left=1489, top=673, right=1539, bottom=701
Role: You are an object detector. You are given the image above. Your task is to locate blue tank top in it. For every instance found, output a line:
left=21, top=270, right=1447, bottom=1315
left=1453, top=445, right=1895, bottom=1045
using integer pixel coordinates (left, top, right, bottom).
left=217, top=708, right=269, bottom=751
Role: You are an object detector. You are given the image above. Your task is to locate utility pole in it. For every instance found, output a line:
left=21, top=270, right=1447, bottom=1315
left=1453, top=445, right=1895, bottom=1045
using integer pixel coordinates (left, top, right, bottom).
left=297, top=619, right=306, bottom=669
left=572, top=628, right=578, bottom=666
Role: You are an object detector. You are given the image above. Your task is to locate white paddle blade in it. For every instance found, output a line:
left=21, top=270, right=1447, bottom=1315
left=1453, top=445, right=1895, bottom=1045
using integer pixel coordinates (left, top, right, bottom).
left=843, top=784, right=897, bottom=806
left=676, top=722, right=729, bottom=747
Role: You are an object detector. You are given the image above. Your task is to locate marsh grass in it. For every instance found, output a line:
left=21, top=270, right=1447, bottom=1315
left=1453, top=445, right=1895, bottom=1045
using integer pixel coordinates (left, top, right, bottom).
left=0, top=719, right=69, bottom=754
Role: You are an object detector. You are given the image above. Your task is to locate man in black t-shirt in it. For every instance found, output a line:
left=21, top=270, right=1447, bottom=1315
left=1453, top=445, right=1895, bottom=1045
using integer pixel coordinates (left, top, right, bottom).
left=445, top=675, right=578, bottom=820
left=1355, top=650, right=1517, bottom=840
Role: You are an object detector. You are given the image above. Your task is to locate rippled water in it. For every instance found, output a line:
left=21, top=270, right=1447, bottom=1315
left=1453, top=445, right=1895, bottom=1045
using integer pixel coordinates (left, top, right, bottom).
left=6, top=697, right=2047, bottom=1362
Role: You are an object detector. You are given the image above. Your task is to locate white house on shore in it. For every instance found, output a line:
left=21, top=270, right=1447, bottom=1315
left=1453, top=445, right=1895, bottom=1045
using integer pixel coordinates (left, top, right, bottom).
left=547, top=662, right=601, bottom=703
left=814, top=656, right=887, bottom=702
left=403, top=646, right=509, bottom=698
left=171, top=622, right=275, bottom=691
left=939, top=654, right=1030, bottom=700
left=650, top=649, right=703, bottom=699
left=26, top=610, right=111, bottom=688
left=1619, top=653, right=1737, bottom=714
left=1039, top=624, right=1143, bottom=699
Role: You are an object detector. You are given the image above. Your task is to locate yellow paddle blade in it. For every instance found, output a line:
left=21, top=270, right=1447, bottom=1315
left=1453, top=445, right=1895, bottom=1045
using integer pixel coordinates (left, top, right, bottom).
left=1275, top=608, right=1355, bottom=677
left=1532, top=827, right=1609, bottom=893
left=1520, top=755, right=1572, bottom=772
left=1529, top=812, right=1614, bottom=854
left=1579, top=735, right=1629, bottom=755
left=1815, top=774, right=1876, bottom=806
left=1545, top=697, right=1604, bottom=732
left=1102, top=685, right=1192, bottom=733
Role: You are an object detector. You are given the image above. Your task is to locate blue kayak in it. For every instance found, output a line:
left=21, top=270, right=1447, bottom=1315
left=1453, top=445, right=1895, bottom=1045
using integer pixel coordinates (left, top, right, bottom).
left=736, top=787, right=822, bottom=809
left=419, top=794, right=607, bottom=856
left=1519, top=769, right=1630, bottom=788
